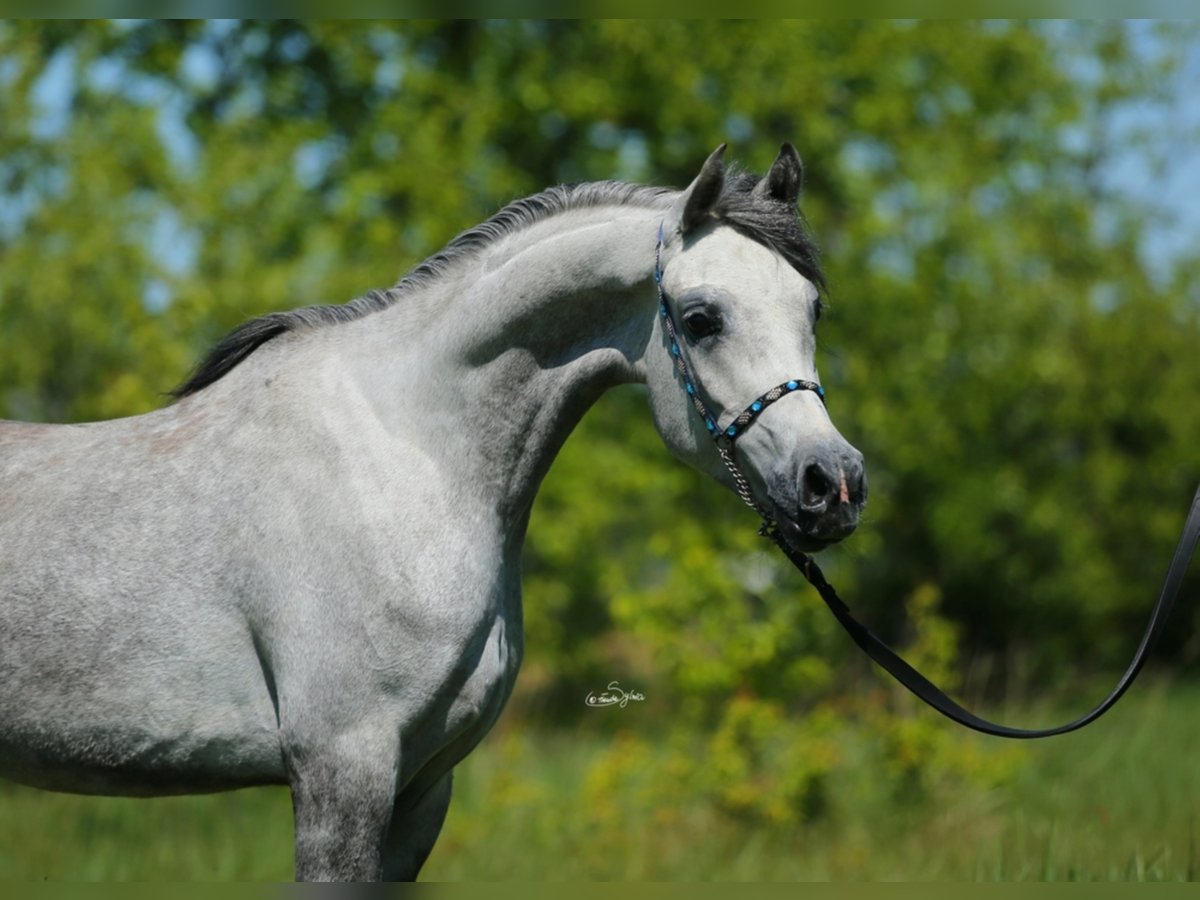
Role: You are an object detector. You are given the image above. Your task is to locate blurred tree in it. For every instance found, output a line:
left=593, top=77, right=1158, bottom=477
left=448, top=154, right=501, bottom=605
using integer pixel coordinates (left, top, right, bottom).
left=2, top=20, right=1198, bottom=819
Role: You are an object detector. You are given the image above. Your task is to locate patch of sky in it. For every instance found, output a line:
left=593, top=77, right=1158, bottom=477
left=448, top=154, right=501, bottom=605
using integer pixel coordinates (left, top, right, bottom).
left=294, top=137, right=346, bottom=190
left=374, top=57, right=405, bottom=94
left=840, top=137, right=895, bottom=178
left=585, top=125, right=650, bottom=181
left=870, top=182, right=914, bottom=224
left=240, top=25, right=270, bottom=60
left=867, top=241, right=915, bottom=281
left=0, top=55, right=19, bottom=89
left=0, top=168, right=64, bottom=243
left=1089, top=281, right=1120, bottom=315
left=724, top=114, right=754, bottom=144
left=941, top=85, right=972, bottom=117
left=1047, top=20, right=1200, bottom=283
left=146, top=204, right=200, bottom=279
left=156, top=95, right=201, bottom=173
left=29, top=47, right=75, bottom=140
left=132, top=198, right=201, bottom=313
left=615, top=133, right=649, bottom=183
left=588, top=121, right=620, bottom=151
left=368, top=28, right=406, bottom=96
left=1010, top=161, right=1042, bottom=194
left=141, top=278, right=172, bottom=314
left=85, top=54, right=168, bottom=107
left=180, top=41, right=220, bottom=93
left=278, top=29, right=310, bottom=63
left=971, top=183, right=1007, bottom=219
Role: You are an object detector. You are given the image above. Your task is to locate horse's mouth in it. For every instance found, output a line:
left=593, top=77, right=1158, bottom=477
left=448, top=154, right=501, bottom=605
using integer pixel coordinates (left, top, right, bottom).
left=772, top=503, right=853, bottom=554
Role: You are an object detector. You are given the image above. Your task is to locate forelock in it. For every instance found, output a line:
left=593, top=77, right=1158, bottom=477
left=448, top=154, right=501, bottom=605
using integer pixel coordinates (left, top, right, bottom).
left=713, top=169, right=826, bottom=294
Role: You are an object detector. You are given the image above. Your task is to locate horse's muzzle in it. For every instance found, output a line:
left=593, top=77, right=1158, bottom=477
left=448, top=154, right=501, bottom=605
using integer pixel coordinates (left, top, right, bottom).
left=772, top=451, right=866, bottom=551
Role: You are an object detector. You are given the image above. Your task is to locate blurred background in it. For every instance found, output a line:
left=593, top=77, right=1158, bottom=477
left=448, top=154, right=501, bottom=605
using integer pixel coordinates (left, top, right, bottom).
left=2, top=20, right=1199, bottom=880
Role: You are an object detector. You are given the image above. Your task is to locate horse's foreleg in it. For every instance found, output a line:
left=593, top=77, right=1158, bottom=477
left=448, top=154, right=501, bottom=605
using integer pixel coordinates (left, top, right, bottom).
left=381, top=771, right=454, bottom=881
left=285, top=728, right=400, bottom=882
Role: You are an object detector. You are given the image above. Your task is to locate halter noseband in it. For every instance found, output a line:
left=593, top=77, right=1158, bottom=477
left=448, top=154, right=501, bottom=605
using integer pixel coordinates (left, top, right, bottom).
left=655, top=221, right=824, bottom=528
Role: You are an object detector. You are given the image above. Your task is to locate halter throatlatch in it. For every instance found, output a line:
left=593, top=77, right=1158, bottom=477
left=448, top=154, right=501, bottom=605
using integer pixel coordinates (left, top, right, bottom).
left=655, top=218, right=1200, bottom=739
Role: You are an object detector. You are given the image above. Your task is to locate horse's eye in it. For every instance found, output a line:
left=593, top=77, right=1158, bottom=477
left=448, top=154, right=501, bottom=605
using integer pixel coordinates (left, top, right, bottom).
left=682, top=309, right=721, bottom=340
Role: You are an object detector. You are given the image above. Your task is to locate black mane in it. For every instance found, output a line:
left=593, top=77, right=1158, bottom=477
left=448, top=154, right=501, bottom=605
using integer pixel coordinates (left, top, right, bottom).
left=171, top=171, right=823, bottom=398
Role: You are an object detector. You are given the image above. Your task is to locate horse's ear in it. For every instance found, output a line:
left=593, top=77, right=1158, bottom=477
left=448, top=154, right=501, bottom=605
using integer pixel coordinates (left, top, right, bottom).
left=754, top=142, right=803, bottom=206
left=674, top=143, right=727, bottom=234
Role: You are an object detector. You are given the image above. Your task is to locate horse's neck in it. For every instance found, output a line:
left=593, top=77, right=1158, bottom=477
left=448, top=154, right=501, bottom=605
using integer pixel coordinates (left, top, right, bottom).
left=345, top=204, right=664, bottom=533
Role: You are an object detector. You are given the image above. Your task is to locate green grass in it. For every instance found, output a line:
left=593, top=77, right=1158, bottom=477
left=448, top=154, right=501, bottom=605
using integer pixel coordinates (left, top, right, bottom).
left=2, top=677, right=1198, bottom=881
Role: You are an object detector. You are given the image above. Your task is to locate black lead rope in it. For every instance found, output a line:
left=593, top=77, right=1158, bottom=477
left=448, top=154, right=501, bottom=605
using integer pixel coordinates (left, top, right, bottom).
left=768, top=492, right=1200, bottom=738
left=656, top=222, right=1200, bottom=738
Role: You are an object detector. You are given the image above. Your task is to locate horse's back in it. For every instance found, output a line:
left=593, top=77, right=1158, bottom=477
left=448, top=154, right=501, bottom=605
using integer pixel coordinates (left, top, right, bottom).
left=0, top=410, right=285, bottom=795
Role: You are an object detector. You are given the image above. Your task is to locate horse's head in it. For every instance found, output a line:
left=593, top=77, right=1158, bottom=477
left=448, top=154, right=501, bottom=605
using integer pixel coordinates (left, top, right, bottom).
left=646, top=143, right=865, bottom=552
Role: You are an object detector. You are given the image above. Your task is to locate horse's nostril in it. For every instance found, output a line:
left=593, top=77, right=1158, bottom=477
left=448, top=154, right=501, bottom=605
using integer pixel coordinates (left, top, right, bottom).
left=802, top=463, right=833, bottom=510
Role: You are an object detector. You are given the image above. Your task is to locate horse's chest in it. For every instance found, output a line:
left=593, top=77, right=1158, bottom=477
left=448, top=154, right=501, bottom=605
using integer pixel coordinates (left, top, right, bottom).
left=354, top=526, right=524, bottom=778
left=443, top=610, right=521, bottom=737
left=371, top=560, right=522, bottom=767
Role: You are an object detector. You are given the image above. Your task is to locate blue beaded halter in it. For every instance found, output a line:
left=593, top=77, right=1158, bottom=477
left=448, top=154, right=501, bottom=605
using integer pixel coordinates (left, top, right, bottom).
left=654, top=220, right=825, bottom=523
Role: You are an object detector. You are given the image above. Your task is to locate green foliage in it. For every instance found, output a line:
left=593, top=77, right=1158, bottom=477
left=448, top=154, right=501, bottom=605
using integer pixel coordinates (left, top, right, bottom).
left=2, top=20, right=1199, bottom=841
left=2, top=679, right=1197, bottom=879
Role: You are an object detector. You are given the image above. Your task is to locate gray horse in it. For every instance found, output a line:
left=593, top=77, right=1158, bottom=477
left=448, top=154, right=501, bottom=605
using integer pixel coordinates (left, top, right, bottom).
left=0, top=145, right=865, bottom=880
